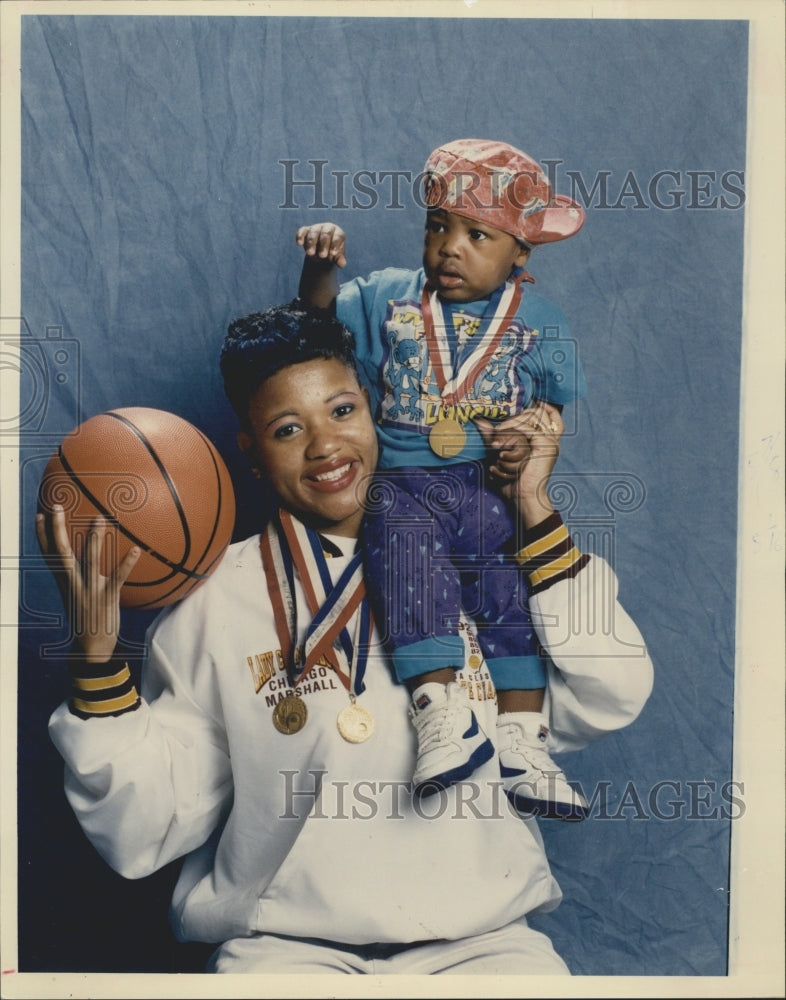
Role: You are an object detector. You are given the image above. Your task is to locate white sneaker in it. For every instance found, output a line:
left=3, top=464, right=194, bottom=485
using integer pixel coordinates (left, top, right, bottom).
left=409, top=681, right=494, bottom=797
left=497, top=713, right=589, bottom=821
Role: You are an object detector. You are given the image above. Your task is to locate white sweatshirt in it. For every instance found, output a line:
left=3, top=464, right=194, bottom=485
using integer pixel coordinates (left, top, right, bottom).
left=49, top=521, right=653, bottom=947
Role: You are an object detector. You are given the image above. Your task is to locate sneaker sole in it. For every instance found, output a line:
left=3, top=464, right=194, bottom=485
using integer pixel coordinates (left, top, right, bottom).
left=413, top=737, right=495, bottom=798
left=506, top=789, right=589, bottom=822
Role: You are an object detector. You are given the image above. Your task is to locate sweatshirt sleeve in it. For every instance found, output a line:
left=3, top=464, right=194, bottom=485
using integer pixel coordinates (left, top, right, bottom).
left=48, top=608, right=233, bottom=880
left=517, top=512, right=654, bottom=752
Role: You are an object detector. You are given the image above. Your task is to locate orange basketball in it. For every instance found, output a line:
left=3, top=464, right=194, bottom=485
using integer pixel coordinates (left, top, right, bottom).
left=39, top=407, right=236, bottom=609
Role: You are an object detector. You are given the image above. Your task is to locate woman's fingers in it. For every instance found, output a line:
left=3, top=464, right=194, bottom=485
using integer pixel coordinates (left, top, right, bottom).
left=114, top=542, right=141, bottom=588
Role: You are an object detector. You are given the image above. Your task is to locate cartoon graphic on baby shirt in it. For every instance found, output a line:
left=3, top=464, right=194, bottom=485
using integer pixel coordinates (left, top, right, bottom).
left=384, top=319, right=430, bottom=421
left=476, top=328, right=520, bottom=405
left=379, top=300, right=536, bottom=432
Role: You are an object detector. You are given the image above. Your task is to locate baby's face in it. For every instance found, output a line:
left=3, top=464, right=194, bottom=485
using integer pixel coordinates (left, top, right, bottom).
left=423, top=209, right=530, bottom=303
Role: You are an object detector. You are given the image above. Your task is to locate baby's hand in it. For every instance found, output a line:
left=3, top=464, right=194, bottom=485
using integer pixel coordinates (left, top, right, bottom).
left=296, top=222, right=347, bottom=268
left=475, top=403, right=563, bottom=500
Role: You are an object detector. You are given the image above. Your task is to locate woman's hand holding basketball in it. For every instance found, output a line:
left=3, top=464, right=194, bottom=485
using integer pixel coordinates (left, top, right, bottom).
left=35, top=507, right=140, bottom=663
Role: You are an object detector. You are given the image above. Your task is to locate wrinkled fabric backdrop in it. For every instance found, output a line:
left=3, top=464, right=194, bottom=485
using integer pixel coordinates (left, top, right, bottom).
left=17, top=13, right=746, bottom=975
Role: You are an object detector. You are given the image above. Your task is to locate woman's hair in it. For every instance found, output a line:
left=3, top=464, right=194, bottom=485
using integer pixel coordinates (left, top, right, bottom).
left=220, top=300, right=359, bottom=426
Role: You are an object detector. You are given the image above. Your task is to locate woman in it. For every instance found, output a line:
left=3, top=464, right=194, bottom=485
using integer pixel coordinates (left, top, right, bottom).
left=38, top=302, right=653, bottom=974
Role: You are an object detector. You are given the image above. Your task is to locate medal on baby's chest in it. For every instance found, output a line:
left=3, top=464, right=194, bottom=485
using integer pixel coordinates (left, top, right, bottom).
left=421, top=279, right=525, bottom=458
left=260, top=510, right=375, bottom=743
left=428, top=412, right=467, bottom=459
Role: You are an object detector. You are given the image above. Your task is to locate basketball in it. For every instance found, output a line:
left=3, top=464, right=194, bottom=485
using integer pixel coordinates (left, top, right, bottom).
left=39, top=407, right=236, bottom=609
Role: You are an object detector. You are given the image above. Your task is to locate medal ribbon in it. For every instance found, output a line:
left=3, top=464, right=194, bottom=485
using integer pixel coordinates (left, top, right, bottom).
left=305, top=558, right=371, bottom=694
left=421, top=269, right=529, bottom=407
left=259, top=520, right=296, bottom=671
left=259, top=509, right=372, bottom=695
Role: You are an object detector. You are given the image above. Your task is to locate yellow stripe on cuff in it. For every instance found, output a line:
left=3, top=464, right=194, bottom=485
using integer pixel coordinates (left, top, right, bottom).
left=515, top=523, right=570, bottom=564
left=71, top=688, right=140, bottom=715
left=72, top=665, right=131, bottom=691
left=528, top=547, right=583, bottom=587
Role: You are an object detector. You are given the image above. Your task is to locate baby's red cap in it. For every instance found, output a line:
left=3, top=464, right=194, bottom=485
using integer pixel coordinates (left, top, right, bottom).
left=423, top=138, right=585, bottom=246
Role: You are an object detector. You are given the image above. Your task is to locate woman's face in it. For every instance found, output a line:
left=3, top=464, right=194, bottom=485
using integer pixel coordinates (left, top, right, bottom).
left=239, top=358, right=379, bottom=538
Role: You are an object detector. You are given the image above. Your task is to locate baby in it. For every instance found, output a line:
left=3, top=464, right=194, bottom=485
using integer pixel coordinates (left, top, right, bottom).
left=297, top=139, right=589, bottom=820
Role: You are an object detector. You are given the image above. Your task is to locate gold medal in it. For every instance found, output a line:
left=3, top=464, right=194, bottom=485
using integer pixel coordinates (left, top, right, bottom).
left=428, top=416, right=466, bottom=458
left=273, top=694, right=308, bottom=735
left=337, top=700, right=376, bottom=743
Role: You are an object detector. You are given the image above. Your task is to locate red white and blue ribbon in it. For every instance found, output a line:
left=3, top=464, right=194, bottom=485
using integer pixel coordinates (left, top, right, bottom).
left=259, top=508, right=372, bottom=695
left=421, top=269, right=530, bottom=407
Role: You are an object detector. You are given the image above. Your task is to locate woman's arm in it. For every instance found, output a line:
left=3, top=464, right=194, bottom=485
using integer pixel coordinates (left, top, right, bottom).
left=476, top=404, right=654, bottom=749
left=39, top=507, right=232, bottom=878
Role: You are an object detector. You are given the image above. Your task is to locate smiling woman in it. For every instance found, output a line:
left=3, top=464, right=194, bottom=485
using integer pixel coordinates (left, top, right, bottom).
left=221, top=303, right=378, bottom=538
left=238, top=357, right=378, bottom=539
left=38, top=300, right=653, bottom=975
